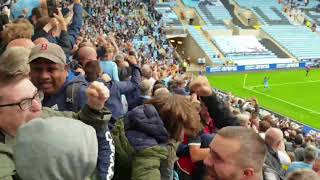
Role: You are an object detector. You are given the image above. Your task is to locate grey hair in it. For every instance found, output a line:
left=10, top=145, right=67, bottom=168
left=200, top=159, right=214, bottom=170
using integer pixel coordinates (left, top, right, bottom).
left=0, top=47, right=31, bottom=84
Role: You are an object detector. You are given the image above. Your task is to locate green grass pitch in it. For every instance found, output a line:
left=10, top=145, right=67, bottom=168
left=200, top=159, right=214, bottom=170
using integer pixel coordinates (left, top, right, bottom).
left=206, top=69, right=320, bottom=129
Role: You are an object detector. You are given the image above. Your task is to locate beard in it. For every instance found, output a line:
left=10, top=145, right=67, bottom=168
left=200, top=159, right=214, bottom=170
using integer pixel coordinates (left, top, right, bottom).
left=205, top=169, right=240, bottom=180
left=204, top=168, right=219, bottom=180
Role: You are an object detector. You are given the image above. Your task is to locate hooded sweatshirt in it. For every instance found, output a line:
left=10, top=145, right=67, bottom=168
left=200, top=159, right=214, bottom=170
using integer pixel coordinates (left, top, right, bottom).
left=42, top=74, right=88, bottom=112
left=13, top=117, right=98, bottom=180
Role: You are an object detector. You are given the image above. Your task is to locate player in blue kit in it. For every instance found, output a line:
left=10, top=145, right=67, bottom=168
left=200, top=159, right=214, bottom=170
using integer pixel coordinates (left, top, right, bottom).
left=263, top=76, right=270, bottom=91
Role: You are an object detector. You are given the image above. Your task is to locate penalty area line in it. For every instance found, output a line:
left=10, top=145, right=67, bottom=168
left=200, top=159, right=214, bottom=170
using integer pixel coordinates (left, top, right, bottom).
left=243, top=74, right=248, bottom=88
left=244, top=87, right=320, bottom=115
left=248, top=80, right=320, bottom=88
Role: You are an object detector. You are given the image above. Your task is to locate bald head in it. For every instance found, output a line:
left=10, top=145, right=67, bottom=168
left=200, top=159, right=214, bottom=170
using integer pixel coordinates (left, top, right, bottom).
left=7, top=39, right=35, bottom=49
left=141, top=64, right=152, bottom=79
left=154, top=88, right=170, bottom=96
left=237, top=113, right=251, bottom=128
left=217, top=126, right=267, bottom=172
left=33, top=37, right=49, bottom=45
left=140, top=79, right=152, bottom=96
left=77, top=46, right=97, bottom=66
left=265, top=128, right=284, bottom=150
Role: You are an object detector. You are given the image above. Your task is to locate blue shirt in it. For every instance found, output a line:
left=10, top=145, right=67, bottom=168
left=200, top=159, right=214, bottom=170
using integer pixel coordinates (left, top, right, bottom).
left=12, top=0, right=40, bottom=19
left=99, top=61, right=120, bottom=82
left=264, top=78, right=269, bottom=86
left=287, top=161, right=313, bottom=173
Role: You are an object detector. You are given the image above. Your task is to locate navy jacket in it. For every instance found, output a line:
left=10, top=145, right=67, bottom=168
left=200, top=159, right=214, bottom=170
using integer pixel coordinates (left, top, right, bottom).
left=135, top=96, right=151, bottom=107
left=96, top=64, right=141, bottom=180
left=101, top=65, right=141, bottom=119
left=42, top=75, right=88, bottom=112
left=125, top=104, right=169, bottom=151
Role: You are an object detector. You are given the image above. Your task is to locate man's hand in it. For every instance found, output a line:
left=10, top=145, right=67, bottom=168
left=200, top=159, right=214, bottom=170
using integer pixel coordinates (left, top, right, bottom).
left=53, top=8, right=67, bottom=31
left=191, top=93, right=200, bottom=104
left=2, top=6, right=10, bottom=17
left=126, top=55, right=138, bottom=65
left=189, top=76, right=213, bottom=97
left=86, top=81, right=109, bottom=110
left=251, top=97, right=258, bottom=105
left=75, top=67, right=85, bottom=76
left=97, top=33, right=107, bottom=45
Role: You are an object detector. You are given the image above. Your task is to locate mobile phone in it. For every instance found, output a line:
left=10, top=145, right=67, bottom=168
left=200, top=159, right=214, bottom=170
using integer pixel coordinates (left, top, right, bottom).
left=47, top=0, right=58, bottom=17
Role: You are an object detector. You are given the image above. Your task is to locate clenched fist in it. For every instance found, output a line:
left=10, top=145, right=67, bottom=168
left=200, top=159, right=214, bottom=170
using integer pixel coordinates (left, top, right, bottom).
left=86, top=81, right=109, bottom=110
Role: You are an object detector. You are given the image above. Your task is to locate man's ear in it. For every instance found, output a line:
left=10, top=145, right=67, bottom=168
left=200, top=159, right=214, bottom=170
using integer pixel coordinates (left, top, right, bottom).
left=64, top=65, right=69, bottom=76
left=243, top=168, right=254, bottom=177
left=65, top=65, right=70, bottom=71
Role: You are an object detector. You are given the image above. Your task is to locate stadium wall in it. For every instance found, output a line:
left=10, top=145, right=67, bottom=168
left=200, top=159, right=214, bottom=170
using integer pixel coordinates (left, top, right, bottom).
left=185, top=33, right=214, bottom=66
left=206, top=62, right=307, bottom=73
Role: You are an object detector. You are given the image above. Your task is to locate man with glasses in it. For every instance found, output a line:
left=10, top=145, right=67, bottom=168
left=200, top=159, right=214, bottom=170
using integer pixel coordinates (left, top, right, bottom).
left=0, top=90, right=44, bottom=111
left=29, top=42, right=88, bottom=112
left=0, top=47, right=114, bottom=179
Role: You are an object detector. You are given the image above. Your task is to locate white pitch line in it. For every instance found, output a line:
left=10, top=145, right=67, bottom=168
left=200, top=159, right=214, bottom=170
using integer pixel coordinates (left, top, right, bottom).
left=248, top=80, right=320, bottom=88
left=243, top=74, right=248, bottom=88
left=244, top=87, right=320, bottom=115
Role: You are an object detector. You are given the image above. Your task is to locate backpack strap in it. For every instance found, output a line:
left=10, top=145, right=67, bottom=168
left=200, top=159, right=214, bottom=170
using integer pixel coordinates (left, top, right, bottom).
left=66, top=82, right=85, bottom=112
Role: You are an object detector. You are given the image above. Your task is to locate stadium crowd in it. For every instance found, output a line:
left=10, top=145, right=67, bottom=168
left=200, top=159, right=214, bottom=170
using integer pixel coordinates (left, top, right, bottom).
left=0, top=0, right=319, bottom=180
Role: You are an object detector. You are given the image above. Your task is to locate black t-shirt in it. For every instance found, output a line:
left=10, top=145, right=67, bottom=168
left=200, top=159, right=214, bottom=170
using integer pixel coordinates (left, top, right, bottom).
left=188, top=135, right=201, bottom=147
left=0, top=14, right=9, bottom=32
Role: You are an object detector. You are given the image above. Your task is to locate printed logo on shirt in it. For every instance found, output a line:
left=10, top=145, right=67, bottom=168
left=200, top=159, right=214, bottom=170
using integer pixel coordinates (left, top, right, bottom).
left=51, top=104, right=59, bottom=111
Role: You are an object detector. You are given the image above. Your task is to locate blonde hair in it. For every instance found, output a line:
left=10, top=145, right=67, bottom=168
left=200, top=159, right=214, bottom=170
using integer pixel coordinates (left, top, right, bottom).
left=189, top=76, right=210, bottom=93
left=2, top=19, right=34, bottom=44
left=287, top=170, right=318, bottom=180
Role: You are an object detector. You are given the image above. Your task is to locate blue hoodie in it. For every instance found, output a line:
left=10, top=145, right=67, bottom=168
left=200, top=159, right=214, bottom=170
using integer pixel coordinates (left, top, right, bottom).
left=100, top=64, right=141, bottom=119
left=42, top=75, right=88, bottom=112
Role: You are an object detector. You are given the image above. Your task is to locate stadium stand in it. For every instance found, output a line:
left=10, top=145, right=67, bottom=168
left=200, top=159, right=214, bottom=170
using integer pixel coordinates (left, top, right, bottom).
left=154, top=5, right=183, bottom=27
left=182, top=0, right=199, bottom=8
left=187, top=26, right=222, bottom=64
left=233, top=0, right=291, bottom=25
left=195, top=0, right=232, bottom=28
left=262, top=25, right=320, bottom=60
left=211, top=35, right=291, bottom=65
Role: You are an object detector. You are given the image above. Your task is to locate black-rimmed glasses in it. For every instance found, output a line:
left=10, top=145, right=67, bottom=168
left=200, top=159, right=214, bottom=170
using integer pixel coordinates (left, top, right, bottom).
left=0, top=90, right=44, bottom=111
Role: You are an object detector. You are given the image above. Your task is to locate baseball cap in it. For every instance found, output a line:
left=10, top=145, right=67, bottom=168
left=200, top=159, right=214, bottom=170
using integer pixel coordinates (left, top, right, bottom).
left=29, top=43, right=66, bottom=65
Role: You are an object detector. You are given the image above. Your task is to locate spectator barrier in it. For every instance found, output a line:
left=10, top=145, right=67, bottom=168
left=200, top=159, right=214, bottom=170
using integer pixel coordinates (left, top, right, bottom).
left=206, top=62, right=307, bottom=73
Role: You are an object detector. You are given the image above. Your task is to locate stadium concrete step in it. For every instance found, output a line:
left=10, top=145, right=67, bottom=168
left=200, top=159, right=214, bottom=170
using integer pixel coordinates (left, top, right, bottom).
left=260, top=39, right=290, bottom=58
left=220, top=0, right=252, bottom=29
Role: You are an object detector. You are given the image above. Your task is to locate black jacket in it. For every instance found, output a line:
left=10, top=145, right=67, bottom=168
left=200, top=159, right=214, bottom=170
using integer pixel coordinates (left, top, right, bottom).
left=201, top=93, right=240, bottom=129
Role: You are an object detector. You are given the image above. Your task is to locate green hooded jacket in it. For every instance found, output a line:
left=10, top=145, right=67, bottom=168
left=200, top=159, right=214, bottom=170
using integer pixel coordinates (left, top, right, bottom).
left=112, top=119, right=179, bottom=180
